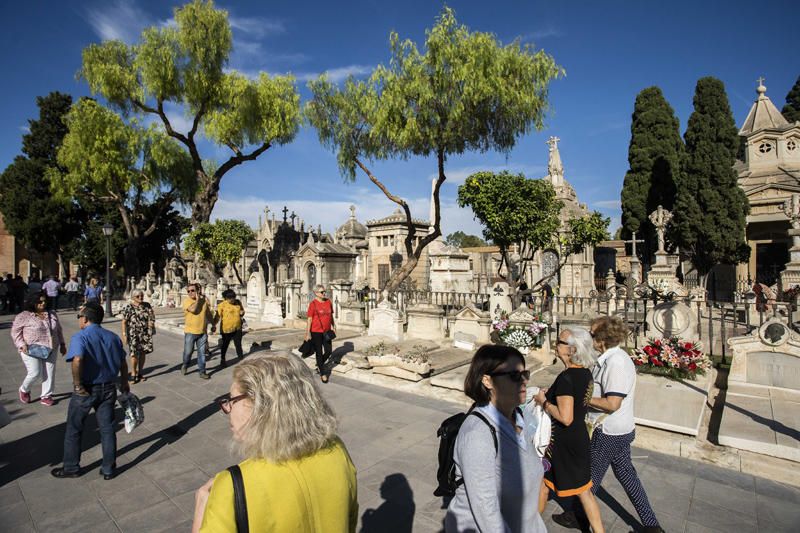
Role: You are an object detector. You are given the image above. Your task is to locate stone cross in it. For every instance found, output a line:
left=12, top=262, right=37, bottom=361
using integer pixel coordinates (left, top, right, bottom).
left=781, top=193, right=800, bottom=249
left=290, top=211, right=297, bottom=226
left=757, top=76, right=765, bottom=87
left=648, top=205, right=673, bottom=254
left=623, top=231, right=645, bottom=257
left=282, top=206, right=289, bottom=222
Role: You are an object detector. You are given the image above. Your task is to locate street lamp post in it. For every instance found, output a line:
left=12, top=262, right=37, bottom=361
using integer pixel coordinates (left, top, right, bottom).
left=102, top=223, right=114, bottom=317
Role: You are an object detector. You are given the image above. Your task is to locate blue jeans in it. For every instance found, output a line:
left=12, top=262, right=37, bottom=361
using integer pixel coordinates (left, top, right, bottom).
left=62, top=383, right=117, bottom=475
left=183, top=333, right=208, bottom=372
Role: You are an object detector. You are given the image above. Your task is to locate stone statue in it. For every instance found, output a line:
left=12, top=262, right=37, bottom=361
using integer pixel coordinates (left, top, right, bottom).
left=648, top=205, right=673, bottom=254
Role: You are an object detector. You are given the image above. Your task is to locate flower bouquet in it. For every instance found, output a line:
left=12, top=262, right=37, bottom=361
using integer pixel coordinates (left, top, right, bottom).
left=632, top=337, right=712, bottom=380
left=492, top=312, right=548, bottom=352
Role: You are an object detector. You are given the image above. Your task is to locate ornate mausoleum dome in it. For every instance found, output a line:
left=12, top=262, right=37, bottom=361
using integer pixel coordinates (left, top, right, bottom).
left=337, top=205, right=368, bottom=239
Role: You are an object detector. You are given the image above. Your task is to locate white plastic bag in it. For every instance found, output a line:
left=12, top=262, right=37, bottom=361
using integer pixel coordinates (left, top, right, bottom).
left=117, top=392, right=145, bottom=433
left=523, top=398, right=552, bottom=458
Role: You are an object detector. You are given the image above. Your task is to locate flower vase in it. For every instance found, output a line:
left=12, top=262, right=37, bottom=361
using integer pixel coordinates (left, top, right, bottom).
left=534, top=334, right=544, bottom=348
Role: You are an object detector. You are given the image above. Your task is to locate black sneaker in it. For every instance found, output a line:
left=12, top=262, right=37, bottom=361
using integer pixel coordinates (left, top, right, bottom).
left=181, top=364, right=188, bottom=375
left=51, top=467, right=81, bottom=479
left=219, top=359, right=227, bottom=369
left=552, top=511, right=581, bottom=530
left=199, top=372, right=210, bottom=380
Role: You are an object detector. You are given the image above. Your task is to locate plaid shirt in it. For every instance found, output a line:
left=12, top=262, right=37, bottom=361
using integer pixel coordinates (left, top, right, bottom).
left=11, top=311, right=65, bottom=351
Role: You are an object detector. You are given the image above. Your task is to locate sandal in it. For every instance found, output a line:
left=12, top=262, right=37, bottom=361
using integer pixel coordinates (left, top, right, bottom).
left=133, top=375, right=141, bottom=384
left=128, top=375, right=137, bottom=383
left=139, top=375, right=147, bottom=382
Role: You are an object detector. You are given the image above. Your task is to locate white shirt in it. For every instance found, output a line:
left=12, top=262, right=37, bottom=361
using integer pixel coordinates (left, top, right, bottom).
left=42, top=280, right=60, bottom=297
left=590, top=345, right=637, bottom=435
left=65, top=281, right=79, bottom=292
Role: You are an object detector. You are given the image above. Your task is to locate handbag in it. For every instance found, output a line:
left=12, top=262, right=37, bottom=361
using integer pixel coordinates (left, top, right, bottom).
left=323, top=330, right=336, bottom=342
left=227, top=465, right=249, bottom=533
left=523, top=400, right=552, bottom=458
left=117, top=392, right=145, bottom=433
left=27, top=344, right=52, bottom=360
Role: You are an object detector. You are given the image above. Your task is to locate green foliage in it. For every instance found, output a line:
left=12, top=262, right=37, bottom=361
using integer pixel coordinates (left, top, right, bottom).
left=782, top=75, right=800, bottom=123
left=307, top=7, right=563, bottom=179
left=458, top=171, right=561, bottom=253
left=184, top=219, right=253, bottom=267
left=445, top=231, right=487, bottom=248
left=306, top=7, right=562, bottom=293
left=79, top=0, right=301, bottom=225
left=0, top=92, right=84, bottom=261
left=560, top=211, right=611, bottom=258
left=620, top=86, right=684, bottom=260
left=672, top=77, right=750, bottom=277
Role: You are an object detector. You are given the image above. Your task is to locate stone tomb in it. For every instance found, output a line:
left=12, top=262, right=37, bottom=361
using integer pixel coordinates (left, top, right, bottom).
left=450, top=303, right=492, bottom=344
left=645, top=300, right=698, bottom=341
left=720, top=319, right=800, bottom=461
left=632, top=372, right=711, bottom=436
left=406, top=303, right=446, bottom=341
left=245, top=272, right=265, bottom=321
left=368, top=300, right=405, bottom=342
left=489, top=282, right=513, bottom=320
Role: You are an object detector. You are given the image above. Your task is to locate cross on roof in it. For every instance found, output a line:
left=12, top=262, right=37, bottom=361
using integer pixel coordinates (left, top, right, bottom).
left=282, top=206, right=289, bottom=222
left=290, top=211, right=297, bottom=224
left=623, top=231, right=645, bottom=257
left=757, top=76, right=765, bottom=86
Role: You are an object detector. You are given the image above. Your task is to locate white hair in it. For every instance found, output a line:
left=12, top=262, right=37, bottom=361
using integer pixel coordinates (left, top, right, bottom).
left=131, top=289, right=144, bottom=299
left=314, top=284, right=326, bottom=292
left=563, top=327, right=598, bottom=368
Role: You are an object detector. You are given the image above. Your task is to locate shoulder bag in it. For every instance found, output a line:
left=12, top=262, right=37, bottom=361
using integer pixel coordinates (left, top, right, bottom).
left=227, top=465, right=249, bottom=533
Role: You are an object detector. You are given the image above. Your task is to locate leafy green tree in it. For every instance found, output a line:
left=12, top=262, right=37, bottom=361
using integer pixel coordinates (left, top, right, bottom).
left=79, top=0, right=300, bottom=227
left=184, top=219, right=253, bottom=284
left=672, top=77, right=750, bottom=286
left=0, top=92, right=84, bottom=276
left=50, top=99, right=195, bottom=276
left=458, top=171, right=608, bottom=302
left=782, top=75, right=800, bottom=123
left=445, top=231, right=487, bottom=248
left=620, top=86, right=684, bottom=263
left=307, top=7, right=563, bottom=295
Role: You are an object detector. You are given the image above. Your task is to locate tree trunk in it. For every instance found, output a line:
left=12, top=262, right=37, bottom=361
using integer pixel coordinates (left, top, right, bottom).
left=383, top=256, right=420, bottom=299
left=231, top=261, right=244, bottom=286
left=190, top=171, right=217, bottom=227
left=124, top=238, right=142, bottom=278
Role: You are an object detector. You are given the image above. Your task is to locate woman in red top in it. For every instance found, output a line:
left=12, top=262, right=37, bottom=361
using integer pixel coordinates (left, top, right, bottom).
left=305, top=284, right=335, bottom=383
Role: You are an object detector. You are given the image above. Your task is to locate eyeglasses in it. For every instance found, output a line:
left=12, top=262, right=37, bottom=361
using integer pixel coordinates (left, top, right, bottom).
left=187, top=289, right=196, bottom=293
left=217, top=393, right=249, bottom=414
left=488, top=369, right=530, bottom=383
left=37, top=300, right=46, bottom=305
left=76, top=314, right=85, bottom=320
left=316, top=289, right=326, bottom=293
left=557, top=339, right=570, bottom=346
left=133, top=295, right=144, bottom=299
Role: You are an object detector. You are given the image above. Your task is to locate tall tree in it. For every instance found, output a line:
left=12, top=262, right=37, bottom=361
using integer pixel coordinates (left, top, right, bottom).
left=445, top=231, right=487, bottom=248
left=620, top=86, right=684, bottom=263
left=0, top=92, right=84, bottom=276
left=79, top=0, right=301, bottom=227
left=672, top=77, right=750, bottom=286
left=782, top=75, right=800, bottom=123
left=50, top=99, right=195, bottom=276
left=307, top=7, right=563, bottom=296
left=458, top=171, right=608, bottom=303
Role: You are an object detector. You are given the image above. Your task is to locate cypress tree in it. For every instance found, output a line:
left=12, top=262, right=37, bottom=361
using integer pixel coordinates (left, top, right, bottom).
left=620, top=86, right=684, bottom=262
left=672, top=77, right=750, bottom=285
left=782, top=75, right=800, bottom=123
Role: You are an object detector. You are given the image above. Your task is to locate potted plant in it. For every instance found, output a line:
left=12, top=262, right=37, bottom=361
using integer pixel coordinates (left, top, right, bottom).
left=492, top=312, right=547, bottom=354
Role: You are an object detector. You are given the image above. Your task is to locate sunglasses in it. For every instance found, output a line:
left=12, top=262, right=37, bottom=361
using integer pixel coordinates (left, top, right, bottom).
left=76, top=314, right=85, bottom=319
left=488, top=369, right=531, bottom=383
left=187, top=289, right=196, bottom=293
left=557, top=339, right=570, bottom=346
left=217, top=393, right=248, bottom=414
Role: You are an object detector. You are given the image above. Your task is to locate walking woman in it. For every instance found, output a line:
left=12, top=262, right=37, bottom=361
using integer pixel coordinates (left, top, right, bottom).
left=192, top=354, right=358, bottom=532
left=534, top=328, right=604, bottom=533
left=212, top=289, right=245, bottom=368
left=120, top=289, right=156, bottom=383
left=445, top=345, right=547, bottom=533
left=84, top=278, right=103, bottom=305
left=11, top=291, right=66, bottom=406
left=304, top=284, right=335, bottom=383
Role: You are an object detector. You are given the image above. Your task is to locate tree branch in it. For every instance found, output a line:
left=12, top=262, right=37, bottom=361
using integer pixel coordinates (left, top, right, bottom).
left=354, top=157, right=406, bottom=206
left=215, top=142, right=271, bottom=181
left=142, top=188, right=177, bottom=238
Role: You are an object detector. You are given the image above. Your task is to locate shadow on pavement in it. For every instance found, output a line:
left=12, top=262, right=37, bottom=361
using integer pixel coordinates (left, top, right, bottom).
left=360, top=473, right=415, bottom=533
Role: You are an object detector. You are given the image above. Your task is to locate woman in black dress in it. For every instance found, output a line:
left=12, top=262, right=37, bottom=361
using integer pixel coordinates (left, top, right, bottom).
left=534, top=327, right=604, bottom=533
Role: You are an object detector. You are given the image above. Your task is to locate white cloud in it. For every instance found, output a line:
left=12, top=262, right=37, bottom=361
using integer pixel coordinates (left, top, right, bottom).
left=593, top=200, right=622, bottom=210
left=519, top=27, right=561, bottom=42
left=295, top=65, right=372, bottom=83
left=84, top=0, right=153, bottom=43
left=433, top=163, right=547, bottom=186
left=228, top=15, right=285, bottom=39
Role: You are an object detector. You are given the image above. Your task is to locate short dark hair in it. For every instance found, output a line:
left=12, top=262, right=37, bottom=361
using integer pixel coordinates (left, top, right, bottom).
left=463, top=344, right=525, bottom=404
left=222, top=289, right=236, bottom=299
left=81, top=301, right=104, bottom=324
left=23, top=291, right=46, bottom=313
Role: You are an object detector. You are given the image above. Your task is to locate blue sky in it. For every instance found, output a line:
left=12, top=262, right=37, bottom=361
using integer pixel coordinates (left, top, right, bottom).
left=1, top=0, right=797, bottom=237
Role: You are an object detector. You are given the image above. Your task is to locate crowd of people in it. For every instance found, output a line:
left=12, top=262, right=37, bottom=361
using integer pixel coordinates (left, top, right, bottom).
left=1, top=273, right=109, bottom=314
left=8, top=273, right=663, bottom=532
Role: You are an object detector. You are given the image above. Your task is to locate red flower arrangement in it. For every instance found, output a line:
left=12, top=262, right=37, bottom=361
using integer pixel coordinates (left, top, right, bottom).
left=631, top=337, right=711, bottom=380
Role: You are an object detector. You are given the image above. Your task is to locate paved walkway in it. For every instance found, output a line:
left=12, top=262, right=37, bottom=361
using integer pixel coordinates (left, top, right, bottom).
left=1, top=313, right=799, bottom=532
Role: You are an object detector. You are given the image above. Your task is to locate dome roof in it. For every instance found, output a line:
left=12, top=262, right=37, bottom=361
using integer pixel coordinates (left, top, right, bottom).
left=337, top=205, right=368, bottom=239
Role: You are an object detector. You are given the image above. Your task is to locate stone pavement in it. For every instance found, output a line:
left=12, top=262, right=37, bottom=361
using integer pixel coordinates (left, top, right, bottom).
left=1, top=313, right=799, bottom=532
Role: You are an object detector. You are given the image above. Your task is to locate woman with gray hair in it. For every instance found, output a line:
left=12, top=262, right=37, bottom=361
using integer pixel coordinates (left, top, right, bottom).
left=192, top=354, right=358, bottom=532
left=534, top=327, right=604, bottom=532
left=120, top=289, right=155, bottom=383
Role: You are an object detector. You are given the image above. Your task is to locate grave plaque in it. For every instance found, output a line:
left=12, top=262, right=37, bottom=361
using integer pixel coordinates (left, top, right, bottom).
left=489, top=282, right=513, bottom=320
left=453, top=331, right=476, bottom=351
left=645, top=301, right=698, bottom=341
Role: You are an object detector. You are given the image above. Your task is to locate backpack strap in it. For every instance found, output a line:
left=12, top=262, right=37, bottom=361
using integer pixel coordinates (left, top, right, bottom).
left=454, top=409, right=499, bottom=490
left=226, top=465, right=249, bottom=533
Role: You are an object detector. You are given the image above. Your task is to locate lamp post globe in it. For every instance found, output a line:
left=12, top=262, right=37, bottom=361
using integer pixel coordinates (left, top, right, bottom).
left=102, top=223, right=113, bottom=316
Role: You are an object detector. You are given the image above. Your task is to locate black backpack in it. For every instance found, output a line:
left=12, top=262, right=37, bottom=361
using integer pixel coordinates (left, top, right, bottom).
left=433, top=405, right=497, bottom=497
